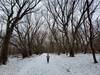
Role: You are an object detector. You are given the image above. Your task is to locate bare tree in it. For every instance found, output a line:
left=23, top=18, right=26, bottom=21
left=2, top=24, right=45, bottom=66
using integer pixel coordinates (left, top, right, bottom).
left=86, top=0, right=98, bottom=63
left=44, top=0, right=87, bottom=57
left=10, top=13, right=43, bottom=58
left=0, top=0, right=41, bottom=65
left=34, top=31, right=47, bottom=54
left=44, top=0, right=99, bottom=58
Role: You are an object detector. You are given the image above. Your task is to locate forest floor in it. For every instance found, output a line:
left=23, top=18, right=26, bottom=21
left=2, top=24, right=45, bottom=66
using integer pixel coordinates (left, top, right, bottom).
left=0, top=53, right=100, bottom=75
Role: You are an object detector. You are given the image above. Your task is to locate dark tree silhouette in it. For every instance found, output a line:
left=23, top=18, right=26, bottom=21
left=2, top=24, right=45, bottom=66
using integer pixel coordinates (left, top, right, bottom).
left=0, top=0, right=41, bottom=65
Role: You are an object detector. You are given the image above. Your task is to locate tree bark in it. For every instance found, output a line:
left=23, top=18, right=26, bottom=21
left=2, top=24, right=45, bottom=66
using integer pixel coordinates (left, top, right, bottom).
left=86, top=0, right=98, bottom=63
left=90, top=39, right=98, bottom=63
left=0, top=29, right=12, bottom=65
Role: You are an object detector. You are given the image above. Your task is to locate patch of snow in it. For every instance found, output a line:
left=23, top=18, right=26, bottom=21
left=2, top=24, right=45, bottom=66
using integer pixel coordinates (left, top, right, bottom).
left=0, top=53, right=100, bottom=75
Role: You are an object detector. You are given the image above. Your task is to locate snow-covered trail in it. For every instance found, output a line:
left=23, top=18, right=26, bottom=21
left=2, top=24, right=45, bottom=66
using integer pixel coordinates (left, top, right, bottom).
left=17, top=53, right=70, bottom=75
left=0, top=53, right=100, bottom=75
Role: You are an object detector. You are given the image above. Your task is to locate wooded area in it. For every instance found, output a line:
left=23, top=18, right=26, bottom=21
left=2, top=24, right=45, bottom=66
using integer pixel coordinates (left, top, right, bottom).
left=0, top=0, right=100, bottom=65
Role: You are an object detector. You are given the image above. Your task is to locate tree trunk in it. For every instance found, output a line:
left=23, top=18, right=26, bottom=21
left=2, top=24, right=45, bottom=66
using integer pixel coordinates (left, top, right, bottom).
left=22, top=52, right=28, bottom=58
left=69, top=40, right=75, bottom=57
left=90, top=39, right=98, bottom=63
left=28, top=49, right=32, bottom=56
left=22, top=49, right=29, bottom=58
left=69, top=36, right=75, bottom=57
left=86, top=0, right=98, bottom=63
left=69, top=49, right=74, bottom=57
left=0, top=30, right=12, bottom=65
left=28, top=43, right=32, bottom=56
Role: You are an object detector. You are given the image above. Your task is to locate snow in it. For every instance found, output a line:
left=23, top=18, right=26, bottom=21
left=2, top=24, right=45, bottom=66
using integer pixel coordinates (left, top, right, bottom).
left=0, top=53, right=100, bottom=75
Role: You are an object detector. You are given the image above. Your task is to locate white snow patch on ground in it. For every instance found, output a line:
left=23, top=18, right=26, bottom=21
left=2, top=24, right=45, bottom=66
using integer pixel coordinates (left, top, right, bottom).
left=0, top=53, right=100, bottom=75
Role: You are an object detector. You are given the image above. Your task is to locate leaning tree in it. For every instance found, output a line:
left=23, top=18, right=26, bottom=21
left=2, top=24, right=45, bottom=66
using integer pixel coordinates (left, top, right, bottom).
left=0, top=0, right=41, bottom=65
